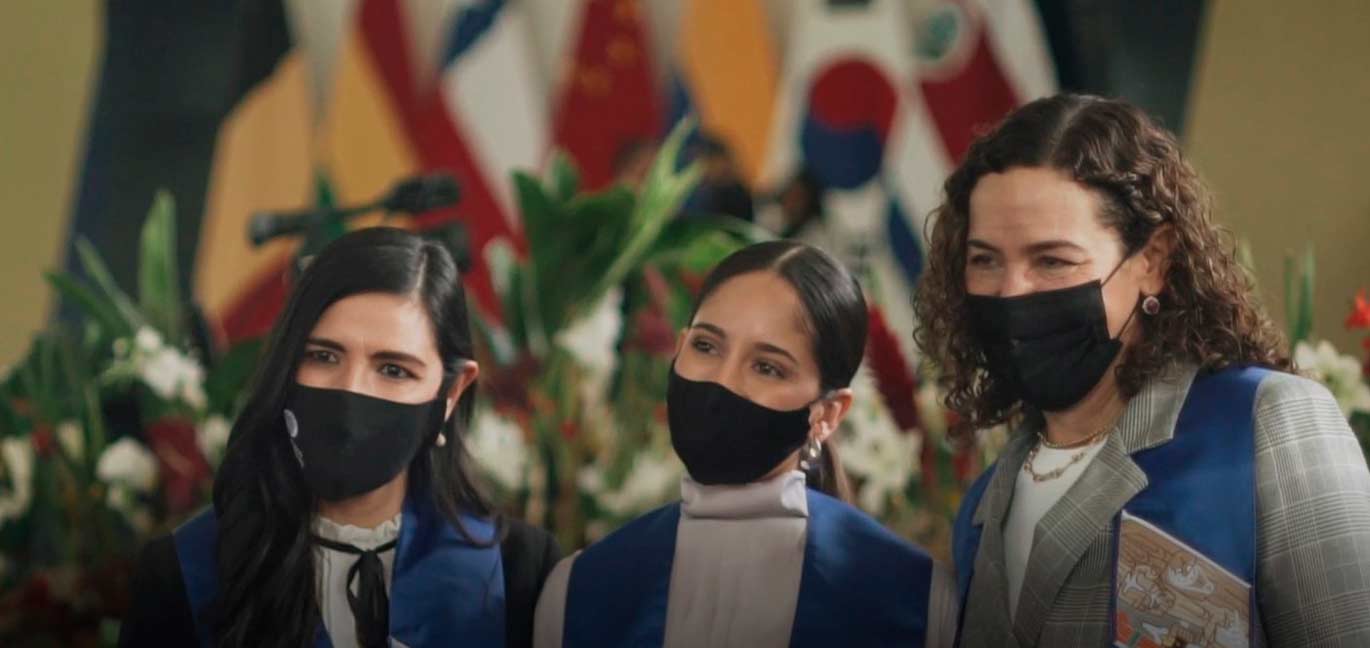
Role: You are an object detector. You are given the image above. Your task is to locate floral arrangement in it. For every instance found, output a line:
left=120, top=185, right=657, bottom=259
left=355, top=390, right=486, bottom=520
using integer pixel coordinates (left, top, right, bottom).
left=0, top=194, right=255, bottom=643
left=1278, top=246, right=1370, bottom=450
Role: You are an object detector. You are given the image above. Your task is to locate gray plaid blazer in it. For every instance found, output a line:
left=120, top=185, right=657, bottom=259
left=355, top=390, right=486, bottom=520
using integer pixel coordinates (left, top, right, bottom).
left=956, top=365, right=1370, bottom=647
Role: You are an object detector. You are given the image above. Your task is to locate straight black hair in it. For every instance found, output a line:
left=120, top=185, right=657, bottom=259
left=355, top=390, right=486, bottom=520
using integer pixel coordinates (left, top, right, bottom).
left=690, top=240, right=868, bottom=501
left=207, top=227, right=499, bottom=646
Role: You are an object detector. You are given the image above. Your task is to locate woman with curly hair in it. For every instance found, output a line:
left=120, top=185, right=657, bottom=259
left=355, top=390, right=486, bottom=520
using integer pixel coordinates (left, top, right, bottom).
left=915, top=94, right=1370, bottom=647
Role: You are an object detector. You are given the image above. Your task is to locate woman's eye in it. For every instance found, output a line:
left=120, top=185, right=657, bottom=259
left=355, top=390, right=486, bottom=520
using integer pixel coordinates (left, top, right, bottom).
left=690, top=337, right=717, bottom=354
left=1037, top=256, right=1075, bottom=270
left=379, top=364, right=415, bottom=380
left=753, top=360, right=786, bottom=379
left=967, top=254, right=997, bottom=268
left=304, top=349, right=338, bottom=364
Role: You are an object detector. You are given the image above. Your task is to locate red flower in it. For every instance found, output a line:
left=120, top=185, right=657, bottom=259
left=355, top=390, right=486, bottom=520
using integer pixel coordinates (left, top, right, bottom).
left=30, top=425, right=55, bottom=457
left=626, top=307, right=676, bottom=356
left=485, top=354, right=541, bottom=414
left=559, top=420, right=579, bottom=441
left=641, top=267, right=673, bottom=309
left=679, top=270, right=706, bottom=298
left=145, top=418, right=211, bottom=514
left=1347, top=289, right=1370, bottom=330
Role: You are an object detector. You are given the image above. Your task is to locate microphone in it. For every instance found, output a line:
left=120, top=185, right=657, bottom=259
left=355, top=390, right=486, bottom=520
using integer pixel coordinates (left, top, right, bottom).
left=248, top=173, right=461, bottom=247
left=382, top=174, right=461, bottom=214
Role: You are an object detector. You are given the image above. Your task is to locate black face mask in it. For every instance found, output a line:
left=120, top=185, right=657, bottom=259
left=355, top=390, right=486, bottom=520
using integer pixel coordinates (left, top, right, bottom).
left=284, top=381, right=450, bottom=501
left=965, top=266, right=1138, bottom=412
left=666, top=368, right=814, bottom=486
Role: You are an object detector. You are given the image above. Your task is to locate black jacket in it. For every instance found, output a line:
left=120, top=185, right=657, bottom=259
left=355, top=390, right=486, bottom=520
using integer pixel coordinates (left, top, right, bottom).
left=118, top=518, right=559, bottom=647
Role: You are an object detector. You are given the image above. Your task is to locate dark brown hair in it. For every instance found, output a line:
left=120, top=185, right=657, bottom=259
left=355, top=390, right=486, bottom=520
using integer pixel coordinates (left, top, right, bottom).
left=692, top=240, right=863, bottom=502
left=913, top=94, right=1291, bottom=438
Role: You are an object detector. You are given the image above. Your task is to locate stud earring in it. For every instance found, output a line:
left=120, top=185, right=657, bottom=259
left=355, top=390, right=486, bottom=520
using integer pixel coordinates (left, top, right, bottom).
left=1142, top=295, right=1161, bottom=316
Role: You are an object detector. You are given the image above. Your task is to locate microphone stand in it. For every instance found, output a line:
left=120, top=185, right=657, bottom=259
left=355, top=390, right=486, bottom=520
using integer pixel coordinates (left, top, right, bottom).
left=247, top=172, right=463, bottom=273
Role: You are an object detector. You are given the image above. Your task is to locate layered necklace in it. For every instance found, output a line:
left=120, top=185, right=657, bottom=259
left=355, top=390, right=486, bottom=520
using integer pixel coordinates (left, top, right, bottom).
left=1022, top=425, right=1112, bottom=483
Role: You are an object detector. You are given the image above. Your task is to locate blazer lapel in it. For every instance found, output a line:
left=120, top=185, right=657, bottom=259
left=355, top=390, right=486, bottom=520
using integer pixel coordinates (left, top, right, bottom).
left=1009, top=365, right=1198, bottom=645
left=960, top=432, right=1034, bottom=647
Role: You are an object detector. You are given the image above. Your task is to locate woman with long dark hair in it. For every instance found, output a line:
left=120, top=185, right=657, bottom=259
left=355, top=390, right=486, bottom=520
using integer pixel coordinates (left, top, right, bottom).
left=533, top=240, right=958, bottom=647
left=916, top=94, right=1370, bottom=647
left=119, top=228, right=560, bottom=647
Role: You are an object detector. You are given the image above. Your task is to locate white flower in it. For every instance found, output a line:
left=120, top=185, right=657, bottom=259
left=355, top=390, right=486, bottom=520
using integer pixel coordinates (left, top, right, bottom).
left=96, top=438, right=158, bottom=493
left=467, top=409, right=529, bottom=491
left=139, top=347, right=185, bottom=399
left=840, top=370, right=920, bottom=514
left=915, top=381, right=948, bottom=440
left=136, top=345, right=208, bottom=409
left=134, top=327, right=163, bottom=354
left=0, top=437, right=35, bottom=525
left=484, top=237, right=517, bottom=300
left=580, top=450, right=682, bottom=518
left=180, top=380, right=208, bottom=411
left=106, top=484, right=153, bottom=533
left=197, top=416, right=232, bottom=467
left=1295, top=340, right=1370, bottom=417
left=56, top=421, right=84, bottom=461
left=577, top=465, right=604, bottom=494
left=555, top=287, right=623, bottom=378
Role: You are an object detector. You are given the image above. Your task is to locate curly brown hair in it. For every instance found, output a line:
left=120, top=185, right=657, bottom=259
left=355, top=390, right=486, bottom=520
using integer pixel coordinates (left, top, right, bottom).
left=913, top=94, right=1292, bottom=438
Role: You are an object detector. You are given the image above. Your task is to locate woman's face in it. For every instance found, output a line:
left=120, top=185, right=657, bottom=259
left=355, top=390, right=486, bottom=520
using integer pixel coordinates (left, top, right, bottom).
left=675, top=271, right=823, bottom=414
left=964, top=166, right=1163, bottom=343
left=295, top=292, right=474, bottom=417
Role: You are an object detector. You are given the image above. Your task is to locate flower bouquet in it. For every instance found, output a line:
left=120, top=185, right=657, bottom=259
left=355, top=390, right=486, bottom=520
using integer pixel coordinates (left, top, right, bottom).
left=0, top=193, right=256, bottom=644
left=1279, top=246, right=1370, bottom=451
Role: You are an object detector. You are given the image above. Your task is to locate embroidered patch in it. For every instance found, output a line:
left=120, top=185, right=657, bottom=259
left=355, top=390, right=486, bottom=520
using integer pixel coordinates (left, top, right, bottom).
left=1114, top=511, right=1250, bottom=648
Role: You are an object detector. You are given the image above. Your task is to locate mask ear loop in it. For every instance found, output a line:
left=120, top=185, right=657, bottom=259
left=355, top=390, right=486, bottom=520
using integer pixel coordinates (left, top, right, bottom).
left=432, top=373, right=457, bottom=448
left=1100, top=254, right=1143, bottom=341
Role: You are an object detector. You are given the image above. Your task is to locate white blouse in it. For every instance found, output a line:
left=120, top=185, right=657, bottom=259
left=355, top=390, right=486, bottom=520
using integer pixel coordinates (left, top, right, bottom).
left=312, top=512, right=402, bottom=647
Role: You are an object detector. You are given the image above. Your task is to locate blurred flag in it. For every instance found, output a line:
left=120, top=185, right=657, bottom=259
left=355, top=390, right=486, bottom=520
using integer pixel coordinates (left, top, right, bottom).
left=909, top=0, right=1056, bottom=162
left=671, top=0, right=779, bottom=186
left=552, top=0, right=662, bottom=190
left=763, top=0, right=934, bottom=373
left=207, top=0, right=547, bottom=341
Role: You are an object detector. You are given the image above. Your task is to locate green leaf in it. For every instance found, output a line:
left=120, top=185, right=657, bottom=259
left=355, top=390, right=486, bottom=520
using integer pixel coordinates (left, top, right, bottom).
left=1235, top=238, right=1257, bottom=280
left=1295, top=243, right=1316, bottom=344
left=647, top=214, right=771, bottom=269
left=1283, top=253, right=1297, bottom=343
left=45, top=273, right=134, bottom=341
left=585, top=119, right=702, bottom=312
left=74, top=238, right=145, bottom=331
left=547, top=152, right=581, bottom=203
left=205, top=337, right=265, bottom=416
left=138, top=190, right=184, bottom=344
left=83, top=384, right=107, bottom=478
left=515, top=171, right=559, bottom=255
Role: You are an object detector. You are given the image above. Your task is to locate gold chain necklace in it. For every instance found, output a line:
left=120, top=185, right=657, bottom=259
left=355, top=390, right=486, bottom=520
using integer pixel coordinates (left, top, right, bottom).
left=1023, top=429, right=1110, bottom=483
left=1037, top=424, right=1111, bottom=450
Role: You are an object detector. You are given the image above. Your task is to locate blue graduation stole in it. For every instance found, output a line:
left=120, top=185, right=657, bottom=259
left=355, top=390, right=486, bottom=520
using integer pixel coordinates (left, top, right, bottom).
left=563, top=488, right=935, bottom=647
left=952, top=366, right=1268, bottom=643
left=173, top=496, right=506, bottom=647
